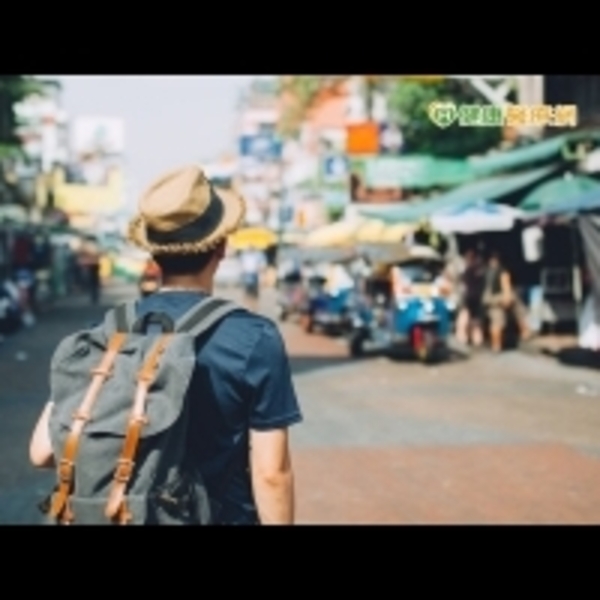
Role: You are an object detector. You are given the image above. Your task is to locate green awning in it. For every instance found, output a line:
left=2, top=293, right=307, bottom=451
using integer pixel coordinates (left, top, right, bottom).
left=433, top=158, right=477, bottom=186
left=363, top=155, right=475, bottom=189
left=519, top=174, right=600, bottom=211
left=357, top=164, right=559, bottom=224
left=468, top=130, right=600, bottom=176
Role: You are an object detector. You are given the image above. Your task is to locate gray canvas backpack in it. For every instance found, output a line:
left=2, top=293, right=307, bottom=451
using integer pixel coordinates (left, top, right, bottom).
left=41, top=295, right=240, bottom=525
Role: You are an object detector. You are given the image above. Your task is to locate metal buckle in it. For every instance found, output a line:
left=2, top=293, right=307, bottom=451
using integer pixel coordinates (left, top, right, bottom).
left=130, top=415, right=148, bottom=425
left=114, top=458, right=134, bottom=483
left=58, top=458, right=74, bottom=483
left=136, top=371, right=154, bottom=383
left=71, top=411, right=90, bottom=422
left=91, top=367, right=112, bottom=379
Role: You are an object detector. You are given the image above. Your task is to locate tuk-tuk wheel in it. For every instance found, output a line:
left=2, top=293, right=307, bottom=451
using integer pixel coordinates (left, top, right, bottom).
left=349, top=330, right=367, bottom=357
left=415, top=329, right=435, bottom=363
left=303, top=315, right=314, bottom=333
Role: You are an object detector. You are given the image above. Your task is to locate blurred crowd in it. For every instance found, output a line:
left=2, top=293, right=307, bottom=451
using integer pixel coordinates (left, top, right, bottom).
left=0, top=223, right=103, bottom=337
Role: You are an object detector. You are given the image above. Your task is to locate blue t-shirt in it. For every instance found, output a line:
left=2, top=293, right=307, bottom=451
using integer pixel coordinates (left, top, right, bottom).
left=134, top=291, right=302, bottom=524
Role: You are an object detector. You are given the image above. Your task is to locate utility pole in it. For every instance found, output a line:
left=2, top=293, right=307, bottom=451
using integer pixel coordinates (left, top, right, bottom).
left=516, top=76, right=544, bottom=105
left=516, top=76, right=545, bottom=139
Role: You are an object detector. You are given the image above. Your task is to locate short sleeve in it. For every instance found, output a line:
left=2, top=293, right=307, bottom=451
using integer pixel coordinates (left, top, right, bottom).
left=244, top=321, right=303, bottom=431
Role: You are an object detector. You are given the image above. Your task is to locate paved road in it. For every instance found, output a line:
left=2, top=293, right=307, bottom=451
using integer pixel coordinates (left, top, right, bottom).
left=2, top=282, right=600, bottom=523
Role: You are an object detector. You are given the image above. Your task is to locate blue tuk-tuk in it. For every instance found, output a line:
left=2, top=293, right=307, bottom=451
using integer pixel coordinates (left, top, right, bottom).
left=347, top=244, right=454, bottom=362
left=302, top=247, right=357, bottom=335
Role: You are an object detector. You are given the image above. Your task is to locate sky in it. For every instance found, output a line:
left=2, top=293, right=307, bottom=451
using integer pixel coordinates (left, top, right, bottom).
left=54, top=75, right=256, bottom=204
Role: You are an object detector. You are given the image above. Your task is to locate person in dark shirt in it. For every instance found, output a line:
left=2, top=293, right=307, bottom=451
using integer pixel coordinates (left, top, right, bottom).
left=133, top=166, right=302, bottom=524
left=29, top=165, right=302, bottom=525
left=455, top=249, right=485, bottom=347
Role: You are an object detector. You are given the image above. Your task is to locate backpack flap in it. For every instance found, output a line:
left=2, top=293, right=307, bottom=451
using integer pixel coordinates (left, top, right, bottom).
left=49, top=333, right=196, bottom=437
left=48, top=329, right=196, bottom=500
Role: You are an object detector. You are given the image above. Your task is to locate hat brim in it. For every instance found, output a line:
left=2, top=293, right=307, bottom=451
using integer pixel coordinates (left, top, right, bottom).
left=127, top=187, right=246, bottom=254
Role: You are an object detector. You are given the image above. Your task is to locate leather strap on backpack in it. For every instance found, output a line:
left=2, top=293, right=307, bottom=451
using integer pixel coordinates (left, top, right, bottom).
left=105, top=333, right=173, bottom=523
left=49, top=332, right=127, bottom=524
left=104, top=298, right=238, bottom=524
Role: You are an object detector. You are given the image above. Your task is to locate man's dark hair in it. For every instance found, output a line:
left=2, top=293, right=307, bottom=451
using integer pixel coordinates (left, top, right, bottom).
left=153, top=248, right=218, bottom=276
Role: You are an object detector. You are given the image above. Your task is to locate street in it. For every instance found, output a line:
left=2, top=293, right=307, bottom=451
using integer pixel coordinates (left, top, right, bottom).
left=2, top=282, right=600, bottom=523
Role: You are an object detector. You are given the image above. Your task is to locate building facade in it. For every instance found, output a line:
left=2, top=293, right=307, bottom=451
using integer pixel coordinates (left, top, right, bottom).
left=544, top=75, right=600, bottom=128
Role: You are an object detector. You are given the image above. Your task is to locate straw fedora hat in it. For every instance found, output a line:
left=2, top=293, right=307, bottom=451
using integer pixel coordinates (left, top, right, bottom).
left=127, top=165, right=245, bottom=254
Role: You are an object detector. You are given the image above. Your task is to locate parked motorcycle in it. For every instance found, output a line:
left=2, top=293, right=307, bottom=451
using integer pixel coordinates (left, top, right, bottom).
left=0, top=279, right=23, bottom=335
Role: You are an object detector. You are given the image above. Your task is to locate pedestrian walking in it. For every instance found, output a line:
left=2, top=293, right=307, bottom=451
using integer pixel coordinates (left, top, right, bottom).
left=10, top=227, right=36, bottom=324
left=240, top=245, right=265, bottom=300
left=482, top=251, right=530, bottom=353
left=455, top=249, right=485, bottom=348
left=29, top=165, right=302, bottom=525
left=78, top=235, right=101, bottom=304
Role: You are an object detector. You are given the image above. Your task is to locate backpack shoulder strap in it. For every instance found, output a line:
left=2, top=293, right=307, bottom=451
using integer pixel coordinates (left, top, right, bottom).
left=175, top=296, right=241, bottom=337
left=103, top=297, right=240, bottom=524
left=105, top=332, right=174, bottom=524
left=104, top=300, right=137, bottom=333
left=48, top=331, right=128, bottom=523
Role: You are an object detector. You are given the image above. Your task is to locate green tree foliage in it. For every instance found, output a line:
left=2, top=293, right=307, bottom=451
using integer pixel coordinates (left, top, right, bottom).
left=327, top=205, right=344, bottom=222
left=0, top=76, right=45, bottom=158
left=387, top=79, right=507, bottom=158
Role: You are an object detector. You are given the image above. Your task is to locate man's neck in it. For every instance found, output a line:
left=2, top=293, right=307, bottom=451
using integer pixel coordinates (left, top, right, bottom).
left=161, top=274, right=213, bottom=293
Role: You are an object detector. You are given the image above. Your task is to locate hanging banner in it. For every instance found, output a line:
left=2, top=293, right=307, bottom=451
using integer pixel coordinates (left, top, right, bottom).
left=363, top=155, right=474, bottom=189
left=322, top=155, right=349, bottom=182
left=346, top=122, right=379, bottom=155
left=365, top=156, right=432, bottom=188
left=71, top=116, right=125, bottom=156
left=238, top=134, right=282, bottom=160
left=379, top=123, right=403, bottom=154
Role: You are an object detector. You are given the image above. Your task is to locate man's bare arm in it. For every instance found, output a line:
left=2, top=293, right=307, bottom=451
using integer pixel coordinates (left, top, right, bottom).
left=29, top=401, right=55, bottom=468
left=250, top=428, right=294, bottom=524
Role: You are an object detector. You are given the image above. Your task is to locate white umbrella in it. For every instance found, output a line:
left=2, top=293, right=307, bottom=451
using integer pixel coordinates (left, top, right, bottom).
left=430, top=201, right=523, bottom=234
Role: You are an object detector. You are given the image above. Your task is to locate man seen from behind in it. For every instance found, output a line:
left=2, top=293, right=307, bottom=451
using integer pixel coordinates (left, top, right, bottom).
left=29, top=165, right=302, bottom=524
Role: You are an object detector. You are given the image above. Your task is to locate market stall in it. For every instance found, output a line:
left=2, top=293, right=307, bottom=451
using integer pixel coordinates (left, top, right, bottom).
left=353, top=219, right=387, bottom=244
left=521, top=185, right=600, bottom=348
left=228, top=227, right=278, bottom=250
left=379, top=223, right=416, bottom=243
left=303, top=220, right=361, bottom=248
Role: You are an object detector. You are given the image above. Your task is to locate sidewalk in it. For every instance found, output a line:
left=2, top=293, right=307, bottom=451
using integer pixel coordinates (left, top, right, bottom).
left=520, top=334, right=579, bottom=356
